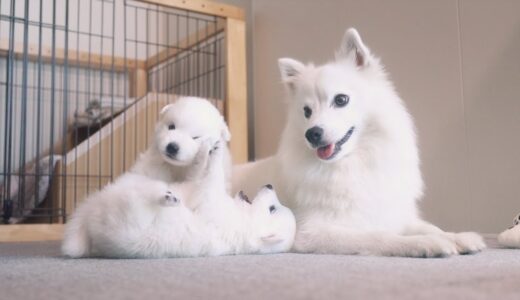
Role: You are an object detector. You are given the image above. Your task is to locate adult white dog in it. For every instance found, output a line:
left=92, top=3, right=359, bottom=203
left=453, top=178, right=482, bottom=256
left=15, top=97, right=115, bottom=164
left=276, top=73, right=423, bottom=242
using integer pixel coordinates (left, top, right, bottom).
left=233, top=28, right=486, bottom=257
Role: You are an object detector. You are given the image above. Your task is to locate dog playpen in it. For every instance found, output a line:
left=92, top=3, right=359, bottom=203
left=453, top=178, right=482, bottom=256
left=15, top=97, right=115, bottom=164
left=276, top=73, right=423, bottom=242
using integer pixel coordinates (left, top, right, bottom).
left=0, top=0, right=247, bottom=241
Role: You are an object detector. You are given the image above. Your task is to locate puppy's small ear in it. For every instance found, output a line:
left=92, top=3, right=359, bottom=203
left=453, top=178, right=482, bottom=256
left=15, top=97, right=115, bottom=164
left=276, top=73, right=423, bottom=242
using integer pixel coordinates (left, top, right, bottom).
left=221, top=119, right=231, bottom=142
left=160, top=104, right=173, bottom=116
left=336, top=28, right=371, bottom=68
left=236, top=190, right=252, bottom=204
left=278, top=58, right=305, bottom=89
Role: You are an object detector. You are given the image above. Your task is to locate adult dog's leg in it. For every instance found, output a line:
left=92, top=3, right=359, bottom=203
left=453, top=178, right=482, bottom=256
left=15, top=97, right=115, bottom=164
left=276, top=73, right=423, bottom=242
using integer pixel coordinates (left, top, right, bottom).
left=403, top=219, right=486, bottom=254
left=293, top=223, right=459, bottom=257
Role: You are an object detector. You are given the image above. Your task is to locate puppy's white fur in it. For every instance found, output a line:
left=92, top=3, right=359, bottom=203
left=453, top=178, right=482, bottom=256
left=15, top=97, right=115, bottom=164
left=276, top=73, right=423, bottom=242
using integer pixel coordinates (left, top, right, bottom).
left=62, top=141, right=295, bottom=258
left=132, top=97, right=231, bottom=187
left=62, top=97, right=230, bottom=257
left=233, top=28, right=485, bottom=257
left=62, top=97, right=295, bottom=258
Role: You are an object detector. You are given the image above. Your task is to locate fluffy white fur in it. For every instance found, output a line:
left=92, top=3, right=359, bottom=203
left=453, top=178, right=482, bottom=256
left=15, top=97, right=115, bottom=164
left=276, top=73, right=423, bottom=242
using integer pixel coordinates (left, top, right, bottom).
left=62, top=97, right=230, bottom=257
left=62, top=98, right=295, bottom=258
left=62, top=141, right=295, bottom=258
left=498, top=214, right=520, bottom=248
left=132, top=96, right=232, bottom=186
left=233, top=28, right=486, bottom=257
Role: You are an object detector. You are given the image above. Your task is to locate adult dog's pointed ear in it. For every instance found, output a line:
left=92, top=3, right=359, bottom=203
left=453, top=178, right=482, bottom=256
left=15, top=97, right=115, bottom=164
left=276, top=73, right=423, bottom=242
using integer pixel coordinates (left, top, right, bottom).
left=278, top=58, right=305, bottom=89
left=336, top=28, right=371, bottom=68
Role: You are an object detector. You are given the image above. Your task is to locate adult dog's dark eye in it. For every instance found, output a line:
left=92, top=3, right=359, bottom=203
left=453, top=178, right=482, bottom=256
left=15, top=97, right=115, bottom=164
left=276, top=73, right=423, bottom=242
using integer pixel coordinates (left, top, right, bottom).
left=334, top=94, right=349, bottom=107
left=303, top=106, right=312, bottom=119
left=269, top=205, right=276, bottom=214
left=168, top=124, right=175, bottom=130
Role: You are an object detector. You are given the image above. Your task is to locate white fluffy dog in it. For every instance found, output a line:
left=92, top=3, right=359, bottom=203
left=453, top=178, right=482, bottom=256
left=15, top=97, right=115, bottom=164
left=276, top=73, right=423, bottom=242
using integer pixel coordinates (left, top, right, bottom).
left=62, top=141, right=295, bottom=258
left=62, top=97, right=231, bottom=257
left=233, top=28, right=486, bottom=257
left=62, top=98, right=296, bottom=258
left=132, top=96, right=232, bottom=186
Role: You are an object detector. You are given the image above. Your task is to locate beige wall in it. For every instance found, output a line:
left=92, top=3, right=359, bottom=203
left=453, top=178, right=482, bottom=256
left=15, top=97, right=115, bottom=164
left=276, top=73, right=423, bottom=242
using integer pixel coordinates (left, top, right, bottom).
left=223, top=0, right=520, bottom=233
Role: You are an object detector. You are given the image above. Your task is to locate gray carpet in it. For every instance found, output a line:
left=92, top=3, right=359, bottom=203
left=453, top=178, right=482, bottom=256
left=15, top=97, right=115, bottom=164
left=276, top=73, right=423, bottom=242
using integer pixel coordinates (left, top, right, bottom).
left=1, top=236, right=519, bottom=300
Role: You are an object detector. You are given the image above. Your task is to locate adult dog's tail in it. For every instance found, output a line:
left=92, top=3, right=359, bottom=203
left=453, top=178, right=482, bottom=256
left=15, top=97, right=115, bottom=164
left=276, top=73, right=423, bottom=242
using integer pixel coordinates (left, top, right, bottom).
left=61, top=214, right=89, bottom=258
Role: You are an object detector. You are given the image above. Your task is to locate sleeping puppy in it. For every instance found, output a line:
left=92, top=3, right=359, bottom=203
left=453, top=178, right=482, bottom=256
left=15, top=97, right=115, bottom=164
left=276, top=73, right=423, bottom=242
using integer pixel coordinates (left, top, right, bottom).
left=62, top=140, right=296, bottom=258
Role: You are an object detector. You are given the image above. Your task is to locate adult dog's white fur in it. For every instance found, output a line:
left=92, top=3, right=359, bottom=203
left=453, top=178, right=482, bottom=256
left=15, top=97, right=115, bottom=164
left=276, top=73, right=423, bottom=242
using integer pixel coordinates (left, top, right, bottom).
left=62, top=97, right=295, bottom=258
left=62, top=141, right=295, bottom=258
left=233, top=28, right=486, bottom=257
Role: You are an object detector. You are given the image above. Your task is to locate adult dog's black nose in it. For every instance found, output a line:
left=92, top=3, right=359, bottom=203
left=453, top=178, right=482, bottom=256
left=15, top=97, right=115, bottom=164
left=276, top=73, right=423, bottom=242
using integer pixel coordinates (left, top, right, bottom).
left=305, top=126, right=323, bottom=146
left=166, top=143, right=179, bottom=157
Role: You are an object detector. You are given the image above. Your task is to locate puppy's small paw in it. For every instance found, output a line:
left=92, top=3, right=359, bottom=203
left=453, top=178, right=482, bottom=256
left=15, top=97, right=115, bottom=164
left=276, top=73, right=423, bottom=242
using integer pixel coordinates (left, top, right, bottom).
left=199, top=138, right=213, bottom=153
left=160, top=190, right=180, bottom=206
left=209, top=140, right=221, bottom=155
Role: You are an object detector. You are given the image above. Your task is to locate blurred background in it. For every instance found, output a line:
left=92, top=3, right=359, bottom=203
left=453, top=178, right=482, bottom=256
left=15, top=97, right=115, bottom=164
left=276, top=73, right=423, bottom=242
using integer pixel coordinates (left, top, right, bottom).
left=221, top=0, right=520, bottom=233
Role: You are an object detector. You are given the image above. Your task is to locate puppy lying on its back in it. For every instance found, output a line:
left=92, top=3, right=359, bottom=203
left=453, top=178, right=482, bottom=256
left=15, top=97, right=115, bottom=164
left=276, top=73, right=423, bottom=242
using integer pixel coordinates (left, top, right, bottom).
left=62, top=97, right=296, bottom=258
left=62, top=97, right=229, bottom=257
left=62, top=140, right=295, bottom=258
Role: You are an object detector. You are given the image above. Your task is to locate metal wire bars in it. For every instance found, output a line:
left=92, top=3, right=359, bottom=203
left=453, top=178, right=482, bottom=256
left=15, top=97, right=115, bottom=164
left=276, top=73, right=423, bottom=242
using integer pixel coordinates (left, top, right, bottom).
left=0, top=0, right=226, bottom=223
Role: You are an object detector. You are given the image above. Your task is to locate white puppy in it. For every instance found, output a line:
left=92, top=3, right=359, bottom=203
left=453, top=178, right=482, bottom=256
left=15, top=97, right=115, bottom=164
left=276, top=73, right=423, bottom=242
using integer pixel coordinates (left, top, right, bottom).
left=233, top=28, right=485, bottom=257
left=132, top=96, right=231, bottom=187
left=62, top=140, right=296, bottom=258
left=62, top=97, right=231, bottom=257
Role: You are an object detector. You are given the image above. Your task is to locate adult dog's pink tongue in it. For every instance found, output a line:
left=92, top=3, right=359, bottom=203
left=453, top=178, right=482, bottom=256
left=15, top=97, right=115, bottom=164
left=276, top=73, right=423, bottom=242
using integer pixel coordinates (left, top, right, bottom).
left=317, top=144, right=334, bottom=159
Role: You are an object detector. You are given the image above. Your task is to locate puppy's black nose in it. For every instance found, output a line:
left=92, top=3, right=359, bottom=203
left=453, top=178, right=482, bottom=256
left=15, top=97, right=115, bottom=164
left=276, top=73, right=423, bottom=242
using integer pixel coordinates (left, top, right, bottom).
left=305, top=126, right=323, bottom=146
left=166, top=143, right=179, bottom=157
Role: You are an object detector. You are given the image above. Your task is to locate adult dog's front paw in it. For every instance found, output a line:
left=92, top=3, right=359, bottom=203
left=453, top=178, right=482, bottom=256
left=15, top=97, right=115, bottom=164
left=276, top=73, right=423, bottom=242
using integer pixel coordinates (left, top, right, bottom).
left=401, top=235, right=459, bottom=258
left=445, top=232, right=486, bottom=254
left=160, top=190, right=180, bottom=206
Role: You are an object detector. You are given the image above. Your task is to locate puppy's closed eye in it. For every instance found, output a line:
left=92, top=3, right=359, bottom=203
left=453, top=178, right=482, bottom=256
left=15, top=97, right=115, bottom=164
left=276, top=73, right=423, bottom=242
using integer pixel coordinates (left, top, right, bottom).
left=192, top=136, right=200, bottom=140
